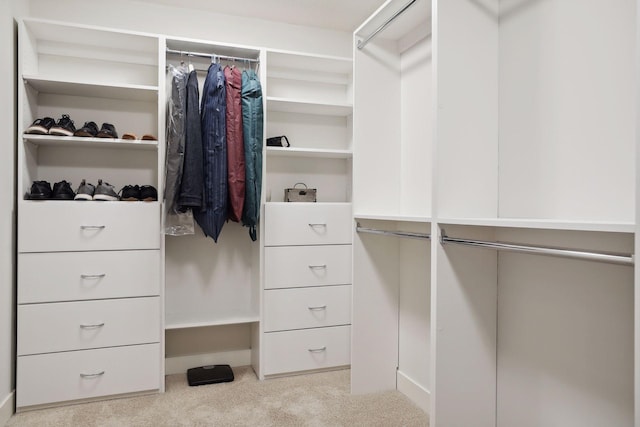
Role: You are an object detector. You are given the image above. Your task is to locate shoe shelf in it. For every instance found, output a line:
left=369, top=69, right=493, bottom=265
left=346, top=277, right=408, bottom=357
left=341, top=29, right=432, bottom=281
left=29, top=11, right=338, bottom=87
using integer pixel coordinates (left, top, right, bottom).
left=23, top=76, right=158, bottom=102
left=266, top=146, right=352, bottom=159
left=23, top=134, right=158, bottom=151
left=353, top=213, right=433, bottom=223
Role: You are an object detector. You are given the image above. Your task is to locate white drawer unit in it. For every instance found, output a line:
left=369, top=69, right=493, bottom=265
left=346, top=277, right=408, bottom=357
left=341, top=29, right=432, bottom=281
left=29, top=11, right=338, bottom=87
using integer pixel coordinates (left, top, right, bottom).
left=263, top=326, right=351, bottom=376
left=264, top=245, right=352, bottom=289
left=18, top=202, right=161, bottom=253
left=264, top=203, right=352, bottom=246
left=18, top=297, right=160, bottom=356
left=16, top=343, right=160, bottom=409
left=263, top=285, right=351, bottom=332
left=18, top=250, right=160, bottom=303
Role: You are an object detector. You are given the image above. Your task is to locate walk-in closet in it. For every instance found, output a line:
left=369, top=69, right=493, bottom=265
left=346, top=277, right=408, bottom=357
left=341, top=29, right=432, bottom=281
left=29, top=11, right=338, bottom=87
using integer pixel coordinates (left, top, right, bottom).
left=3, top=0, right=640, bottom=425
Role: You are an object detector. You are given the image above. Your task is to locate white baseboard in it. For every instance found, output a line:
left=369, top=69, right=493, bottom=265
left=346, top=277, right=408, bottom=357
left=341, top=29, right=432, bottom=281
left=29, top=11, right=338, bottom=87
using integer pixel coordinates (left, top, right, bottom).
left=165, top=350, right=252, bottom=376
left=396, top=370, right=430, bottom=414
left=0, top=391, right=14, bottom=426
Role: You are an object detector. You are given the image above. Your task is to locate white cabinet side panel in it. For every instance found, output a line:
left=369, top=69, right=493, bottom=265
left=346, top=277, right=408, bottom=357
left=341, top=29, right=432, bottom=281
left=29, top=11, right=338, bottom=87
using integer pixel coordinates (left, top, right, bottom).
left=400, top=32, right=433, bottom=218
left=433, top=226, right=497, bottom=427
left=353, top=40, right=401, bottom=215
left=398, top=235, right=431, bottom=396
left=499, top=0, right=636, bottom=222
left=351, top=231, right=400, bottom=394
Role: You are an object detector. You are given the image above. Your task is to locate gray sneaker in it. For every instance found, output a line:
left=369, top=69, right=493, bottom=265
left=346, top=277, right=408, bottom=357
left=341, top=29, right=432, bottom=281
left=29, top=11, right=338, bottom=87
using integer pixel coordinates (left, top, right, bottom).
left=74, top=179, right=95, bottom=201
left=93, top=179, right=119, bottom=201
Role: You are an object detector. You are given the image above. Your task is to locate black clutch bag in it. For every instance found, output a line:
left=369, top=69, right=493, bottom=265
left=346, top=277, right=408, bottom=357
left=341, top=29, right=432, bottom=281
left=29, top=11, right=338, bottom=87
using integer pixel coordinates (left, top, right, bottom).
left=266, top=135, right=290, bottom=147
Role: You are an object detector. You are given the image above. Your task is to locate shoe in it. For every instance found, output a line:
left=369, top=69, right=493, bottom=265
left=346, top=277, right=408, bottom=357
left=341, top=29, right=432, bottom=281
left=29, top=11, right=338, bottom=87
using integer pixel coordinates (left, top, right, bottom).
left=120, top=185, right=141, bottom=201
left=51, top=180, right=75, bottom=200
left=25, top=117, right=55, bottom=135
left=140, top=185, right=158, bottom=202
left=141, top=134, right=157, bottom=141
left=93, top=179, right=119, bottom=201
left=74, top=179, right=95, bottom=201
left=96, top=123, right=118, bottom=139
left=49, top=114, right=76, bottom=136
left=122, top=133, right=137, bottom=140
left=74, top=121, right=99, bottom=137
left=28, top=180, right=52, bottom=199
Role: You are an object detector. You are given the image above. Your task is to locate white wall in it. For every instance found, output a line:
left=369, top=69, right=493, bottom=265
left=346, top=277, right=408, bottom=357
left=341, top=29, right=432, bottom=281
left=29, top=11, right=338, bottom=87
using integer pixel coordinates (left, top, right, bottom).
left=26, top=0, right=353, bottom=57
left=1, top=0, right=29, bottom=423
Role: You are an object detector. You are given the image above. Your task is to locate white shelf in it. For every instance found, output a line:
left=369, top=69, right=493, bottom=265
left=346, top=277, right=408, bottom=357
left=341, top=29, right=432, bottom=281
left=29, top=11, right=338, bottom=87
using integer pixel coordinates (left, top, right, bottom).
left=165, top=312, right=260, bottom=330
left=436, top=217, right=635, bottom=234
left=267, top=97, right=352, bottom=116
left=266, top=146, right=352, bottom=159
left=23, top=75, right=158, bottom=102
left=23, top=134, right=158, bottom=151
left=354, top=213, right=432, bottom=223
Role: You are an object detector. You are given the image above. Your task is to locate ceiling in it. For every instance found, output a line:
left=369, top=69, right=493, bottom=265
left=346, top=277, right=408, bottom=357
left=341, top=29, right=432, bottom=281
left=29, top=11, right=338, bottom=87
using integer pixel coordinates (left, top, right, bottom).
left=136, top=0, right=388, bottom=32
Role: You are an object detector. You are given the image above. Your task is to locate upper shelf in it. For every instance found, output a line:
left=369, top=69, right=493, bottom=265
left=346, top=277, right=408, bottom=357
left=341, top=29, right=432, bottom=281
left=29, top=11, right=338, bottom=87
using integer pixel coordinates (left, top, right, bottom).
left=267, top=97, right=352, bottom=116
left=23, top=134, right=158, bottom=151
left=23, top=76, right=158, bottom=102
left=266, top=146, right=352, bottom=159
left=436, top=217, right=635, bottom=234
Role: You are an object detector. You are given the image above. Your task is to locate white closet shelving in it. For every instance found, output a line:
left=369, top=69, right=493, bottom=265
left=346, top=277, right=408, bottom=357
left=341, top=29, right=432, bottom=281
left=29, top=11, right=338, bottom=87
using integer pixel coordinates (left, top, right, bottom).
left=258, top=49, right=354, bottom=378
left=353, top=0, right=636, bottom=426
left=162, top=37, right=263, bottom=332
left=16, top=18, right=163, bottom=410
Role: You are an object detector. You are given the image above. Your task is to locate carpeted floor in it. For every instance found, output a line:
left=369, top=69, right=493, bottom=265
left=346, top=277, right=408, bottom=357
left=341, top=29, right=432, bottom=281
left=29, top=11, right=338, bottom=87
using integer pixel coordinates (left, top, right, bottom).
left=6, top=367, right=429, bottom=426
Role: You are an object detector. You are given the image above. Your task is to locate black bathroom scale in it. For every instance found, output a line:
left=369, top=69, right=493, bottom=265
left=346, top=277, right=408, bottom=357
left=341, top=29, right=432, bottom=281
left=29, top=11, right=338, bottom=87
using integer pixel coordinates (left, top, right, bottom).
left=187, top=364, right=234, bottom=386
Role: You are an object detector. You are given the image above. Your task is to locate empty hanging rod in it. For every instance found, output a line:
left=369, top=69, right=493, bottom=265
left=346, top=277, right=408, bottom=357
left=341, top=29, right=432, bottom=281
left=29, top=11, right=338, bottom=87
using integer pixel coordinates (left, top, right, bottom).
left=441, top=234, right=634, bottom=266
left=357, top=0, right=418, bottom=50
left=356, top=224, right=431, bottom=241
left=166, top=48, right=259, bottom=63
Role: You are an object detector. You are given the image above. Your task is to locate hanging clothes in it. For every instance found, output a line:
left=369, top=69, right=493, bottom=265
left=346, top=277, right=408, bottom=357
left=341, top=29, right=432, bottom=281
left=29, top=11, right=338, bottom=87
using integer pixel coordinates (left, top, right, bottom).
left=178, top=69, right=204, bottom=212
left=241, top=69, right=263, bottom=242
left=224, top=66, right=245, bottom=223
left=164, top=64, right=195, bottom=236
left=195, top=63, right=228, bottom=242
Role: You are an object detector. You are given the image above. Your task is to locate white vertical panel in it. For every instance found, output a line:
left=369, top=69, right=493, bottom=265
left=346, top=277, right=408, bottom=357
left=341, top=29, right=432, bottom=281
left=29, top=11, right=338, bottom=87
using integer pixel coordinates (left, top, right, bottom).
left=499, top=0, right=636, bottom=222
left=400, top=30, right=433, bottom=218
left=353, top=39, right=402, bottom=215
left=398, top=229, right=431, bottom=398
left=434, top=0, right=499, bottom=219
left=433, top=224, right=497, bottom=427
left=351, top=227, right=400, bottom=394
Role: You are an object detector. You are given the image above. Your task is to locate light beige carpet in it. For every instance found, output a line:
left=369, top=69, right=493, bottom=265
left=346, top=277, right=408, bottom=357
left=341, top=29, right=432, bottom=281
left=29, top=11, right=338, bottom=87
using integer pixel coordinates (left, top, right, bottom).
left=7, top=367, right=429, bottom=426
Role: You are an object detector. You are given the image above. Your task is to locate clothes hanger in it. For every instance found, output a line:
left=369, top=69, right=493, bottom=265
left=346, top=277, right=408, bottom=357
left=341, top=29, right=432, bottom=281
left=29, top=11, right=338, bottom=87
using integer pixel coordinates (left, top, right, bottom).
left=188, top=53, right=194, bottom=72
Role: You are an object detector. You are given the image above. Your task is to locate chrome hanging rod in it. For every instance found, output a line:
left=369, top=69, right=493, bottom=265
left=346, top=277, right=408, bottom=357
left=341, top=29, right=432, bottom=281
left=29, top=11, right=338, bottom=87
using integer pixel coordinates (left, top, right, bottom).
left=357, top=0, right=418, bottom=50
left=356, top=224, right=431, bottom=241
left=166, top=48, right=259, bottom=63
left=440, top=233, right=634, bottom=266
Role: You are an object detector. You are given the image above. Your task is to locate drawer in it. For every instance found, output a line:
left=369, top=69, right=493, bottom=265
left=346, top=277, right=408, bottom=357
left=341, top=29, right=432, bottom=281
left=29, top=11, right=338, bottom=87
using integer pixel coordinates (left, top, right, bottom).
left=265, top=245, right=351, bottom=289
left=18, top=297, right=160, bottom=355
left=17, top=343, right=160, bottom=409
left=264, top=285, right=351, bottom=332
left=264, top=203, right=352, bottom=246
left=18, top=201, right=160, bottom=252
left=18, top=250, right=160, bottom=303
left=263, top=325, right=350, bottom=376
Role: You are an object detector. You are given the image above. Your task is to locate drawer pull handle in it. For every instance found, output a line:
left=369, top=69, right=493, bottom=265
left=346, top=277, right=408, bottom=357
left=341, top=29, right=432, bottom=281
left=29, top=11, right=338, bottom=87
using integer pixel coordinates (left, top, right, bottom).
left=80, top=225, right=106, bottom=230
left=308, top=305, right=327, bottom=311
left=81, top=274, right=106, bottom=279
left=308, top=347, right=327, bottom=353
left=308, top=223, right=327, bottom=228
left=80, top=323, right=105, bottom=329
left=80, top=371, right=105, bottom=378
left=308, top=265, right=327, bottom=270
